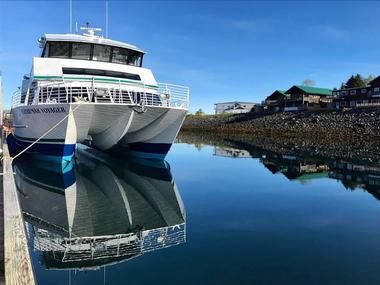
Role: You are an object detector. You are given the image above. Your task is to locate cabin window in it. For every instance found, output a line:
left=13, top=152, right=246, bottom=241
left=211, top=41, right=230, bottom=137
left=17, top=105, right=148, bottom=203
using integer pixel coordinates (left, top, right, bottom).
left=350, top=90, right=356, bottom=95
left=374, top=87, right=380, bottom=93
left=361, top=88, right=367, bottom=93
left=49, top=42, right=70, bottom=58
left=62, top=67, right=141, bottom=80
left=42, top=44, right=49, bottom=57
left=127, top=50, right=142, bottom=66
left=112, top=47, right=129, bottom=64
left=93, top=44, right=111, bottom=62
left=71, top=42, right=91, bottom=60
left=44, top=41, right=143, bottom=67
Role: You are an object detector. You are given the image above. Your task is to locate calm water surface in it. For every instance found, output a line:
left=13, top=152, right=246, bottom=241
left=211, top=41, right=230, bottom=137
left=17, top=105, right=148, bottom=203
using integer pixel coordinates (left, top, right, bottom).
left=15, top=137, right=380, bottom=285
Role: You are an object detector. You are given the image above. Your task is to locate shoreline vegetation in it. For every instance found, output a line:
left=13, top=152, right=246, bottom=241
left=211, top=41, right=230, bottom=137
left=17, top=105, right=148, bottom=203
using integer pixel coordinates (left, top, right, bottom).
left=179, top=107, right=380, bottom=164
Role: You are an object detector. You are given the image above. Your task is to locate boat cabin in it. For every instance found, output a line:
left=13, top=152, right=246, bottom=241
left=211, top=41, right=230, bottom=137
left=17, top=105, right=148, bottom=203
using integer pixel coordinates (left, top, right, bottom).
left=15, top=29, right=169, bottom=107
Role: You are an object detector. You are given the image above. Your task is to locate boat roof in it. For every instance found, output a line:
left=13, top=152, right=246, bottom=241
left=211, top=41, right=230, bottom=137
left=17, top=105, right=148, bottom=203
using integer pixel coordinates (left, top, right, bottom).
left=43, top=33, right=145, bottom=54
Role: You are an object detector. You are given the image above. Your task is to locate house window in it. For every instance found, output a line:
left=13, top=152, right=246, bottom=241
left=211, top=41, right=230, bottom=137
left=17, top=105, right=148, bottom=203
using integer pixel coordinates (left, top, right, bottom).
left=350, top=90, right=356, bottom=95
left=374, top=87, right=380, bottom=94
left=341, top=90, right=348, bottom=96
left=361, top=89, right=367, bottom=93
left=350, top=101, right=356, bottom=107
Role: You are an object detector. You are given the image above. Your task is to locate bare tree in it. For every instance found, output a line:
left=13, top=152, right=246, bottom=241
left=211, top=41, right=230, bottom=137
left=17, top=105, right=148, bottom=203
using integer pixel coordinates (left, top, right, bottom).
left=302, top=79, right=316, bottom=86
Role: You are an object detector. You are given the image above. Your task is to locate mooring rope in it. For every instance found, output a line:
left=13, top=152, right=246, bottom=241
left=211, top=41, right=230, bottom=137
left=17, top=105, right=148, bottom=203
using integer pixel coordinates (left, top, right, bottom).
left=2, top=103, right=82, bottom=162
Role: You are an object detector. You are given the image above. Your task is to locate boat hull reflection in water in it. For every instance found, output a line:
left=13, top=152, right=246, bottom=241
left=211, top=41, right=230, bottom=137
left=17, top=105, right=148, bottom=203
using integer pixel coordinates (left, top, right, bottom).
left=14, top=148, right=185, bottom=270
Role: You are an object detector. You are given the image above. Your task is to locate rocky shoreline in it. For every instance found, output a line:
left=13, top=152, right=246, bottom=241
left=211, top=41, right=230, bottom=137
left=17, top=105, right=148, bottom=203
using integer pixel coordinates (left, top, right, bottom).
left=182, top=108, right=380, bottom=140
left=179, top=108, right=380, bottom=165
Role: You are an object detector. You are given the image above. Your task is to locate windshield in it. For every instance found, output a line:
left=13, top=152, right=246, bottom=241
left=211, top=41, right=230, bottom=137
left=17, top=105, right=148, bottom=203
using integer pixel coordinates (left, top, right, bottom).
left=42, top=41, right=143, bottom=67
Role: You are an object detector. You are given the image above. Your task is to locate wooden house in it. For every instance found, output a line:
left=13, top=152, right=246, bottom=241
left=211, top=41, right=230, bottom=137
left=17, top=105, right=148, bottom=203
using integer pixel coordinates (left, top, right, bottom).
left=283, top=85, right=333, bottom=111
left=333, top=76, right=380, bottom=108
left=264, top=90, right=288, bottom=111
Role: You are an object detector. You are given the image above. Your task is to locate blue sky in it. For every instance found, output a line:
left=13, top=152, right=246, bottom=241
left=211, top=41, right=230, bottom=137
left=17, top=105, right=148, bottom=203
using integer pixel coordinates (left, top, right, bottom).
left=1, top=1, right=380, bottom=113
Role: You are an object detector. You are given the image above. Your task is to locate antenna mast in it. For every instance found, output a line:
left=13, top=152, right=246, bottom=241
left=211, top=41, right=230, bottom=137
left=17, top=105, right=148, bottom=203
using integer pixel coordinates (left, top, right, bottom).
left=105, top=0, right=109, bottom=38
left=69, top=0, right=72, bottom=33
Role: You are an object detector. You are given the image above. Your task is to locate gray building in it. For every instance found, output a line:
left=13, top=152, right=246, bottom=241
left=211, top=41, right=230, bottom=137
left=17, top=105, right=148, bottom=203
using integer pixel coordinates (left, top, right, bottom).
left=214, top=101, right=257, bottom=114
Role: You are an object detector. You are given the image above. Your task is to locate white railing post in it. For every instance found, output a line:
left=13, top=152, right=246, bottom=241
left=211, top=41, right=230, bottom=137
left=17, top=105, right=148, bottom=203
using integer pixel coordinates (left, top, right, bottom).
left=187, top=87, right=190, bottom=109
left=119, top=80, right=122, bottom=104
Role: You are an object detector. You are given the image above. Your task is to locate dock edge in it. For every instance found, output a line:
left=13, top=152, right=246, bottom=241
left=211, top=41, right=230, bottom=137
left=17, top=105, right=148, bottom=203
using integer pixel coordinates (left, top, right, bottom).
left=3, top=142, right=35, bottom=285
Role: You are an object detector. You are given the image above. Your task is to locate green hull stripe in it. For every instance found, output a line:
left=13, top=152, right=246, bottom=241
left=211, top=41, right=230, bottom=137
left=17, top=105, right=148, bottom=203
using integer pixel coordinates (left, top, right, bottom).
left=34, top=75, right=158, bottom=90
left=15, top=134, right=65, bottom=143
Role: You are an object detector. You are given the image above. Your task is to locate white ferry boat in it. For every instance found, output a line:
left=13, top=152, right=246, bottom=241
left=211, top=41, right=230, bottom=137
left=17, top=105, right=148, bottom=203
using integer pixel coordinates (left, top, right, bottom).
left=9, top=26, right=189, bottom=163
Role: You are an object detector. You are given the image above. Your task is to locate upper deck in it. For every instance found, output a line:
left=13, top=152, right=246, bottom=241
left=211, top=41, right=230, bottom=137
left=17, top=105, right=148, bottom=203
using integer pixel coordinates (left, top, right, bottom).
left=12, top=27, right=189, bottom=110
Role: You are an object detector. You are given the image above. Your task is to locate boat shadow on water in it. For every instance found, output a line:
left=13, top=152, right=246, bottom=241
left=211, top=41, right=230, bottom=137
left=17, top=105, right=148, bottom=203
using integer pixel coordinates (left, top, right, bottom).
left=13, top=146, right=186, bottom=271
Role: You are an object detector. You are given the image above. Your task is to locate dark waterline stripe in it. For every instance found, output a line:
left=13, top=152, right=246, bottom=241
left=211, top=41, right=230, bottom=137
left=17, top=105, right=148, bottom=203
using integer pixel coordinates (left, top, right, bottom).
left=14, top=134, right=65, bottom=143
left=127, top=142, right=172, bottom=154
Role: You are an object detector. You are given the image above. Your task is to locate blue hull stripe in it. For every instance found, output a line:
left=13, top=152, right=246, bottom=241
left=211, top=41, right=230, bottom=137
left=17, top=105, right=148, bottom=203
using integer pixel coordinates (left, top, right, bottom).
left=7, top=134, right=75, bottom=158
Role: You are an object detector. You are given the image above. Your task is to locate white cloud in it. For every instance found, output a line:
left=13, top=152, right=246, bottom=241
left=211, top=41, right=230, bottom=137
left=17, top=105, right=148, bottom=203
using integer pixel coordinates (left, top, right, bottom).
left=311, top=25, right=351, bottom=42
left=226, top=18, right=280, bottom=33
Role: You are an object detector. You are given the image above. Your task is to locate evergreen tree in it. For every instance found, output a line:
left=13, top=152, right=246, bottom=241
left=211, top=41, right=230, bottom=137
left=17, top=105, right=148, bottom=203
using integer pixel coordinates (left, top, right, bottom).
left=195, top=108, right=205, bottom=116
left=365, top=75, right=374, bottom=85
left=344, top=74, right=366, bottom=88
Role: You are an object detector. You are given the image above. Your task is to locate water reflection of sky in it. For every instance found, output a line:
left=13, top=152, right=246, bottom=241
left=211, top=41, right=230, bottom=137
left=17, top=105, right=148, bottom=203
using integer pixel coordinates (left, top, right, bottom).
left=166, top=142, right=380, bottom=285
left=14, top=139, right=380, bottom=285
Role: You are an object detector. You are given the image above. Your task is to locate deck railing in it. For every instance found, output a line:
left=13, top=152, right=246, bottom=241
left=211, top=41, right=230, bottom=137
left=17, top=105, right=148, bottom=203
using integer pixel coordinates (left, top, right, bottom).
left=32, top=223, right=185, bottom=267
left=11, top=89, right=21, bottom=109
left=11, top=77, right=189, bottom=110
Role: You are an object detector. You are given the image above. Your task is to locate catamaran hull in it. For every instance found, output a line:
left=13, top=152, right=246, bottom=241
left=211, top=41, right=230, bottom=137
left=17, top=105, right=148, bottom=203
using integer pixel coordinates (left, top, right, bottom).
left=109, top=108, right=187, bottom=159
left=8, top=103, right=186, bottom=163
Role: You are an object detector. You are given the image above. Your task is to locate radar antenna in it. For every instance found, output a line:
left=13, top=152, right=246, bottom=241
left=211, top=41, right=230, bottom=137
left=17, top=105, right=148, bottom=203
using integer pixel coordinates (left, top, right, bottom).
left=80, top=23, right=102, bottom=37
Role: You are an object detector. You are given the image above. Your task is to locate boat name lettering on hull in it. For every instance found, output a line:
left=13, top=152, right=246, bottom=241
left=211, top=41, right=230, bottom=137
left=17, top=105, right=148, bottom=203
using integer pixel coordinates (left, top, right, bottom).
left=22, top=107, right=66, bottom=114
